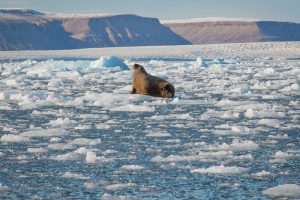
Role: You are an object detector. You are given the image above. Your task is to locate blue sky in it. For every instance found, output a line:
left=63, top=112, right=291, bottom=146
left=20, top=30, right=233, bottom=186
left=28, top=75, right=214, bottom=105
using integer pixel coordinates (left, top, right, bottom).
left=0, top=0, right=299, bottom=22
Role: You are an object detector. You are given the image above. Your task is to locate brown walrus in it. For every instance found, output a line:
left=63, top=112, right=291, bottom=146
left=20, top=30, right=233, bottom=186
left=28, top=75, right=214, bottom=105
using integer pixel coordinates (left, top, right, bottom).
left=130, top=64, right=175, bottom=98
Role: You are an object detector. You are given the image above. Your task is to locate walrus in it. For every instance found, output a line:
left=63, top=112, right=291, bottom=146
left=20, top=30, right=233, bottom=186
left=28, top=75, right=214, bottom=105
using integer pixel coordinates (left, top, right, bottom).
left=130, top=64, right=175, bottom=98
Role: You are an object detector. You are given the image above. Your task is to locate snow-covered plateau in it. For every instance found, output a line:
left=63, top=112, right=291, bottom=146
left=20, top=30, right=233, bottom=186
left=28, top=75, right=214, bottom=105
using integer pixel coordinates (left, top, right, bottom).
left=0, top=42, right=299, bottom=199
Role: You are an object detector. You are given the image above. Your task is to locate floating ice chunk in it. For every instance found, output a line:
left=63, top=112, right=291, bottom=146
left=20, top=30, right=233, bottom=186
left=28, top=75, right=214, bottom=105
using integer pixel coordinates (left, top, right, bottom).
left=0, top=183, right=9, bottom=191
left=74, top=125, right=92, bottom=130
left=146, top=132, right=171, bottom=137
left=120, top=165, right=145, bottom=171
left=217, top=139, right=259, bottom=151
left=231, top=86, right=251, bottom=94
left=103, top=183, right=136, bottom=191
left=47, top=143, right=73, bottom=150
left=4, top=79, right=19, bottom=87
left=51, top=147, right=88, bottom=161
left=194, top=57, right=208, bottom=68
left=262, top=184, right=300, bottom=198
left=211, top=58, right=226, bottom=64
left=263, top=68, right=275, bottom=75
left=90, top=56, right=129, bottom=70
left=191, top=164, right=248, bottom=174
left=221, top=111, right=240, bottom=119
left=96, top=123, right=111, bottom=129
left=20, top=128, right=69, bottom=138
left=150, top=113, right=193, bottom=120
left=151, top=151, right=231, bottom=163
left=269, top=158, right=288, bottom=164
left=62, top=172, right=90, bottom=180
left=47, top=118, right=77, bottom=127
left=85, top=151, right=112, bottom=164
left=49, top=137, right=61, bottom=142
left=251, top=170, right=272, bottom=178
left=110, top=104, right=154, bottom=112
left=149, top=59, right=165, bottom=66
left=0, top=134, right=31, bottom=143
left=52, top=151, right=82, bottom=161
left=101, top=194, right=136, bottom=200
left=282, top=83, right=300, bottom=92
left=258, top=119, right=281, bottom=127
left=245, top=108, right=258, bottom=118
left=27, top=147, right=47, bottom=153
left=0, top=91, right=9, bottom=100
left=272, top=151, right=299, bottom=159
left=69, top=138, right=101, bottom=146
left=268, top=134, right=289, bottom=140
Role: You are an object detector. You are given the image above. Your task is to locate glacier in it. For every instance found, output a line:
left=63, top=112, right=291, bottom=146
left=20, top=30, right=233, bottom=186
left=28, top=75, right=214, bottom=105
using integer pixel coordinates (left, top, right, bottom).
left=0, top=42, right=299, bottom=199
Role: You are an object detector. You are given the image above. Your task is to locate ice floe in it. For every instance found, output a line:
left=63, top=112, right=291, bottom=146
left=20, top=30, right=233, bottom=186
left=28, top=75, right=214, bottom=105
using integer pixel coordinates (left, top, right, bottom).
left=191, top=164, right=248, bottom=174
left=262, top=184, right=300, bottom=198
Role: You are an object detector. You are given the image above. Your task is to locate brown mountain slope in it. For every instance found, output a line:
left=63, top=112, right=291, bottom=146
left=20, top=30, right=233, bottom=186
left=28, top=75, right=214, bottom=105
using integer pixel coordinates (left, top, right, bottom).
left=0, top=9, right=190, bottom=51
left=163, top=20, right=300, bottom=44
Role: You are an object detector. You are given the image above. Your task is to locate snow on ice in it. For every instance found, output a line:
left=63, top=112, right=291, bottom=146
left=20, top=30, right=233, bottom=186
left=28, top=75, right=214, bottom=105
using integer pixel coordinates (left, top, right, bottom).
left=0, top=42, right=299, bottom=199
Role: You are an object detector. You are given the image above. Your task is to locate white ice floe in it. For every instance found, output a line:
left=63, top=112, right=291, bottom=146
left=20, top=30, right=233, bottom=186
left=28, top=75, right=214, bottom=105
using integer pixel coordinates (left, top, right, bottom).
left=0, top=183, right=9, bottom=191
left=146, top=132, right=171, bottom=137
left=101, top=194, right=136, bottom=200
left=191, top=164, right=248, bottom=174
left=69, top=138, right=101, bottom=146
left=149, top=113, right=194, bottom=120
left=0, top=134, right=31, bottom=143
left=20, top=128, right=69, bottom=138
left=212, top=139, right=259, bottom=152
left=120, top=165, right=145, bottom=171
left=62, top=172, right=90, bottom=180
left=103, top=183, right=136, bottom=191
left=151, top=151, right=232, bottom=163
left=74, top=125, right=92, bottom=130
left=194, top=57, right=208, bottom=68
left=262, top=184, right=300, bottom=198
left=90, top=56, right=129, bottom=70
left=47, top=118, right=77, bottom=127
left=251, top=170, right=272, bottom=178
left=95, top=123, right=111, bottom=129
left=110, top=104, right=155, bottom=112
left=50, top=147, right=110, bottom=162
left=27, top=147, right=48, bottom=153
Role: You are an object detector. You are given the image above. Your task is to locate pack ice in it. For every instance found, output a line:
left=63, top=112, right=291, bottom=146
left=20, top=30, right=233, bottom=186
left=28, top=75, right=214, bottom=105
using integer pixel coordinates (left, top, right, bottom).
left=0, top=42, right=299, bottom=199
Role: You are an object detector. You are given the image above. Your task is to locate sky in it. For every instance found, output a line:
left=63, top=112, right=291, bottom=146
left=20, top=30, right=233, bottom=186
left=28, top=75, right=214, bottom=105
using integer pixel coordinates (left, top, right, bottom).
left=0, top=0, right=299, bottom=22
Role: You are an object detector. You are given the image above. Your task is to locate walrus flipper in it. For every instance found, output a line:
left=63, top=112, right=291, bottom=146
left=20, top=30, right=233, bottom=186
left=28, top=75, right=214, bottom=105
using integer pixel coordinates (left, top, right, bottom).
left=130, top=87, right=137, bottom=94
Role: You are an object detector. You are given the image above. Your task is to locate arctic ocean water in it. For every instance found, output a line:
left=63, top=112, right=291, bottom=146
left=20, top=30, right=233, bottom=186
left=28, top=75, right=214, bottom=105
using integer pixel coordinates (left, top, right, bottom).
left=0, top=42, right=300, bottom=199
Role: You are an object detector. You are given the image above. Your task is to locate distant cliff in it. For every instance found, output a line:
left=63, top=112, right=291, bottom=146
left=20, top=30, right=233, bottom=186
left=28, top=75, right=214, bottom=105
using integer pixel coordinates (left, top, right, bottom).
left=163, top=19, right=300, bottom=44
left=0, top=9, right=190, bottom=50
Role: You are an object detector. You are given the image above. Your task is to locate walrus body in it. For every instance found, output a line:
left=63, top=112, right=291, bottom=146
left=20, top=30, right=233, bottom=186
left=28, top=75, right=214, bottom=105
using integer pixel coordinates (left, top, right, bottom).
left=131, top=64, right=175, bottom=98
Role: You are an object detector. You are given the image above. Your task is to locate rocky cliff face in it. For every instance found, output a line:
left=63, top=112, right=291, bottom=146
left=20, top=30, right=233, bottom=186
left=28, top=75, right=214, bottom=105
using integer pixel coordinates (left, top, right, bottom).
left=163, top=20, right=300, bottom=44
left=0, top=9, right=190, bottom=50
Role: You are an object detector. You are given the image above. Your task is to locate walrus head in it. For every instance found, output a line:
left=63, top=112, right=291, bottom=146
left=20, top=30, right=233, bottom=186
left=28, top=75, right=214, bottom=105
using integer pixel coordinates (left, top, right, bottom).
left=160, top=82, right=175, bottom=98
left=131, top=64, right=147, bottom=74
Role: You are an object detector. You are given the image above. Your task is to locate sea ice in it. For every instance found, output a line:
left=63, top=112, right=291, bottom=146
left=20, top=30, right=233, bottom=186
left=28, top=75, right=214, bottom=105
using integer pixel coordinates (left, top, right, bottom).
left=120, top=165, right=145, bottom=171
left=69, top=138, right=101, bottom=146
left=262, top=184, right=300, bottom=198
left=62, top=172, right=90, bottom=180
left=191, top=164, right=248, bottom=174
left=90, top=56, right=129, bottom=70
